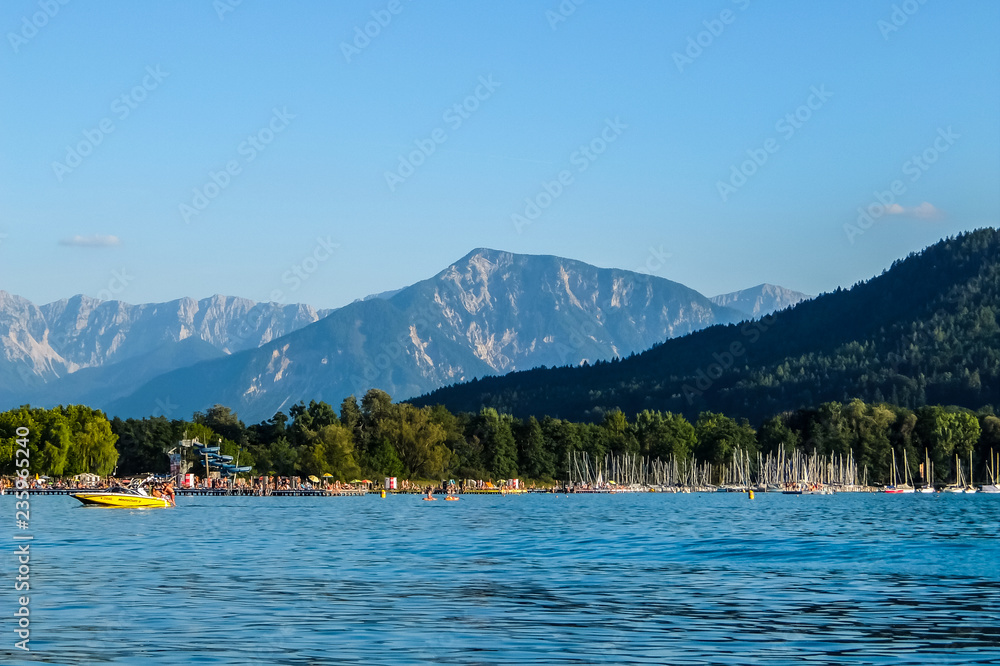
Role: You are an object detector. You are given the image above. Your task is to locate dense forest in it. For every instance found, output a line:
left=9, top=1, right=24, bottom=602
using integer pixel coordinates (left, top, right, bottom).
left=2, top=395, right=998, bottom=487
left=414, top=229, right=1000, bottom=424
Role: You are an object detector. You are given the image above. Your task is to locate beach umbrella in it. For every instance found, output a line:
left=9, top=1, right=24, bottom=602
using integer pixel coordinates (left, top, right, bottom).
left=323, top=473, right=334, bottom=478
left=308, top=475, right=320, bottom=483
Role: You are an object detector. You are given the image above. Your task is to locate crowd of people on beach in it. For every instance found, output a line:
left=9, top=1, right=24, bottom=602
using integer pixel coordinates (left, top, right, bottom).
left=0, top=474, right=552, bottom=497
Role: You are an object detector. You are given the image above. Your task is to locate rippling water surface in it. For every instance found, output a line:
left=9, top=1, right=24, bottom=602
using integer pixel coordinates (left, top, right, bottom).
left=2, top=492, right=999, bottom=664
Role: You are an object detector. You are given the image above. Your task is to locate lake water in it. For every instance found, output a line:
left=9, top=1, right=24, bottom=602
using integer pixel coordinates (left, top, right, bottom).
left=2, top=492, right=999, bottom=665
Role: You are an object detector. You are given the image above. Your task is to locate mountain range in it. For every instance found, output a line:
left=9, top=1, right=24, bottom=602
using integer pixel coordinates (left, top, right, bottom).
left=710, top=283, right=808, bottom=318
left=415, top=230, right=1000, bottom=423
left=0, top=249, right=808, bottom=423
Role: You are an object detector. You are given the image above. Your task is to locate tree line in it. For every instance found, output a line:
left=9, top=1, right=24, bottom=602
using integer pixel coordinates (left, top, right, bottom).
left=2, top=394, right=998, bottom=486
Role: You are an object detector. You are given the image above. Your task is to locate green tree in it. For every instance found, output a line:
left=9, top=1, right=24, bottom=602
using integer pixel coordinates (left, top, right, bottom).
left=63, top=405, right=119, bottom=476
left=259, top=436, right=296, bottom=476
left=0, top=407, right=39, bottom=476
left=695, top=412, right=755, bottom=467
left=340, top=395, right=364, bottom=449
left=111, top=416, right=174, bottom=475
left=194, top=404, right=246, bottom=445
left=383, top=404, right=451, bottom=479
left=296, top=422, right=360, bottom=480
left=979, top=414, right=1000, bottom=458
left=952, top=411, right=981, bottom=461
left=33, top=408, right=73, bottom=477
left=600, top=409, right=639, bottom=455
left=365, top=438, right=405, bottom=478
left=515, top=416, right=555, bottom=480
left=757, top=415, right=799, bottom=456
left=635, top=410, right=696, bottom=460
left=472, top=408, right=518, bottom=480
left=915, top=406, right=980, bottom=479
left=540, top=417, right=581, bottom=476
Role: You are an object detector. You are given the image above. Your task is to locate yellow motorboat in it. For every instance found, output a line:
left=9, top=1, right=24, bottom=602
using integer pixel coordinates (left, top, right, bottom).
left=72, top=480, right=173, bottom=508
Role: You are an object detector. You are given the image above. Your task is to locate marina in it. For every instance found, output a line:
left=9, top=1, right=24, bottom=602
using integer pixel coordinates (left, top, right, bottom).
left=562, top=449, right=1000, bottom=494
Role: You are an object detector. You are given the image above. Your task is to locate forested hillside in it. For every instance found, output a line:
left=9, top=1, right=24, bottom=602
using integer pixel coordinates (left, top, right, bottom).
left=415, top=229, right=1000, bottom=423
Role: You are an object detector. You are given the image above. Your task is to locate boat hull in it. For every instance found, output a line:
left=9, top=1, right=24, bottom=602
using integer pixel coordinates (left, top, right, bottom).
left=73, top=493, right=171, bottom=508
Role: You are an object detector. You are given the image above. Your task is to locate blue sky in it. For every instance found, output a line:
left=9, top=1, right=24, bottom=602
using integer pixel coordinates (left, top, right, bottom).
left=1, top=0, right=998, bottom=309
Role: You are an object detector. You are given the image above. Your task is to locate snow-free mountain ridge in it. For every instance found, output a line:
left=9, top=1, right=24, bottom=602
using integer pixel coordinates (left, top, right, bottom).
left=1, top=248, right=804, bottom=423
left=710, top=284, right=811, bottom=318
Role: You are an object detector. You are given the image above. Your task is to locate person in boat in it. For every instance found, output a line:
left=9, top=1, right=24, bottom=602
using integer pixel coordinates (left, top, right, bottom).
left=426, top=486, right=434, bottom=499
left=164, top=481, right=176, bottom=506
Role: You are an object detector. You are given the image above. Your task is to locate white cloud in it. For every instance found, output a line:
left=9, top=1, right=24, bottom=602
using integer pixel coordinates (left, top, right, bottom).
left=885, top=202, right=944, bottom=220
left=59, top=234, right=122, bottom=247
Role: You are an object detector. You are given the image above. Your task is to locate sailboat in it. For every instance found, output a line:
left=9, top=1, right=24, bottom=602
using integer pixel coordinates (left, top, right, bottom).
left=900, top=450, right=916, bottom=493
left=965, top=451, right=978, bottom=494
left=885, top=451, right=914, bottom=493
left=917, top=449, right=935, bottom=493
left=981, top=449, right=1000, bottom=494
left=944, top=454, right=966, bottom=493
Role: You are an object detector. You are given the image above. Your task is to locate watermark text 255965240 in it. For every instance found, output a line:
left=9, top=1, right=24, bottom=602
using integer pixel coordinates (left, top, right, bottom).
left=13, top=425, right=32, bottom=652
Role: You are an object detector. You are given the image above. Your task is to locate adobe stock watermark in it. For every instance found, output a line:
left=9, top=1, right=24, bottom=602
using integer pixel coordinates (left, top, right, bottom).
left=511, top=117, right=627, bottom=234
left=631, top=244, right=673, bottom=277
left=547, top=244, right=672, bottom=366
left=96, top=267, right=134, bottom=302
left=716, top=84, right=833, bottom=202
left=151, top=396, right=179, bottom=419
left=214, top=0, right=244, bottom=21
left=45, top=267, right=135, bottom=356
left=266, top=235, right=340, bottom=304
left=7, top=0, right=71, bottom=54
left=682, top=314, right=776, bottom=404
left=52, top=65, right=169, bottom=182
left=843, top=126, right=957, bottom=244
left=546, top=0, right=586, bottom=30
left=553, top=319, right=600, bottom=366
left=672, top=0, right=751, bottom=73
left=348, top=301, right=451, bottom=387
left=878, top=0, right=928, bottom=40
left=341, top=0, right=415, bottom=63
left=12, top=425, right=32, bottom=652
left=384, top=75, right=501, bottom=192
left=179, top=106, right=295, bottom=224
